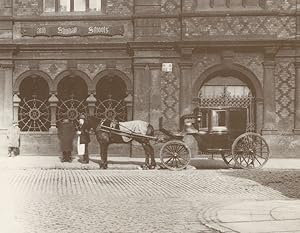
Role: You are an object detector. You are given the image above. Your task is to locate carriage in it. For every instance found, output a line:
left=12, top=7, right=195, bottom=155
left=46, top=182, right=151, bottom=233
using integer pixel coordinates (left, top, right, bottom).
left=158, top=93, right=270, bottom=171
left=91, top=93, right=270, bottom=171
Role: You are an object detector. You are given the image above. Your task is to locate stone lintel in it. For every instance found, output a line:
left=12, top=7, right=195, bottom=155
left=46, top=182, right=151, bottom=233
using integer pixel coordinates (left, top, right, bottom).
left=264, top=47, right=278, bottom=60
left=148, top=63, right=161, bottom=70
left=261, top=129, right=278, bottom=135
left=133, top=63, right=147, bottom=69
left=293, top=129, right=300, bottom=135
left=262, top=60, right=275, bottom=68
left=178, top=62, right=193, bottom=69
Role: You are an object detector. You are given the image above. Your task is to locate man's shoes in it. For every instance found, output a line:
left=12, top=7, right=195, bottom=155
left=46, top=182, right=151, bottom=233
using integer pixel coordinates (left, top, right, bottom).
left=78, top=158, right=89, bottom=164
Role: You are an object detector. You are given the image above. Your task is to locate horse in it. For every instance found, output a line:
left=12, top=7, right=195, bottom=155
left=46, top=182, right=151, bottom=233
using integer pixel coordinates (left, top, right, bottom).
left=86, top=116, right=157, bottom=169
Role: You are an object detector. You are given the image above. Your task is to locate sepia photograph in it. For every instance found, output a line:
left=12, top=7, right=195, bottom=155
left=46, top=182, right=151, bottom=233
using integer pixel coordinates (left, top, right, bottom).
left=0, top=0, right=300, bottom=232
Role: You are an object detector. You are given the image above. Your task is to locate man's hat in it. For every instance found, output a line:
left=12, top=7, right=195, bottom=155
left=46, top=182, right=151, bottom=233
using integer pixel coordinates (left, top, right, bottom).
left=79, top=114, right=86, bottom=119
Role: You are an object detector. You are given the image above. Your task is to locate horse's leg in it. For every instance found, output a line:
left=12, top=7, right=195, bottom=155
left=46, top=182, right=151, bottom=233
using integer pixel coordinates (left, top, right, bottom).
left=140, top=142, right=150, bottom=169
left=144, top=124, right=156, bottom=169
left=99, top=143, right=108, bottom=169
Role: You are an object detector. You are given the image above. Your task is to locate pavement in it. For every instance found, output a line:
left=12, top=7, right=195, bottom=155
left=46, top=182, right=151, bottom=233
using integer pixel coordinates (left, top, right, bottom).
left=0, top=155, right=300, bottom=233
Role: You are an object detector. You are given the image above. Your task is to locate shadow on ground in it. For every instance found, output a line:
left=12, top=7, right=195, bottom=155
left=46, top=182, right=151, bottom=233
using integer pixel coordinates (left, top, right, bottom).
left=222, top=169, right=300, bottom=199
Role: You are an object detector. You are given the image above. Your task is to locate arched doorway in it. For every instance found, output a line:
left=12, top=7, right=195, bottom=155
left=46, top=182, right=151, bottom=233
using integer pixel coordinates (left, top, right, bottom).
left=56, top=75, right=88, bottom=128
left=197, top=75, right=255, bottom=136
left=18, top=76, right=50, bottom=131
left=95, top=75, right=128, bottom=121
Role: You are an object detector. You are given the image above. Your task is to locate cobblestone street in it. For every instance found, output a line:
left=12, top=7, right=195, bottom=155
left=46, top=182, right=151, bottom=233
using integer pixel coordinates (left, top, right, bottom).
left=0, top=164, right=294, bottom=233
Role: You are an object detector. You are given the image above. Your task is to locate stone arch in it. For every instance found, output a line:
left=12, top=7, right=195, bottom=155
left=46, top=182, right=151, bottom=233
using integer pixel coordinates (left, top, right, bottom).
left=193, top=63, right=264, bottom=132
left=93, top=69, right=133, bottom=93
left=192, top=63, right=263, bottom=101
left=14, top=70, right=54, bottom=93
left=53, top=70, right=92, bottom=93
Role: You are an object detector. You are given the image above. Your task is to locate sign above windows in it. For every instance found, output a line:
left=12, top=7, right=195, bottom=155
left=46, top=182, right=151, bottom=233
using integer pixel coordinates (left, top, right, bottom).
left=21, top=24, right=124, bottom=37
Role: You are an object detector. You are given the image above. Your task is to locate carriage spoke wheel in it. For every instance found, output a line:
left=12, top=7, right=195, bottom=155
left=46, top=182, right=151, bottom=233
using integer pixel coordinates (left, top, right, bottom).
left=221, top=152, right=237, bottom=168
left=96, top=98, right=127, bottom=121
left=19, top=98, right=50, bottom=131
left=232, top=133, right=270, bottom=169
left=160, top=140, right=191, bottom=171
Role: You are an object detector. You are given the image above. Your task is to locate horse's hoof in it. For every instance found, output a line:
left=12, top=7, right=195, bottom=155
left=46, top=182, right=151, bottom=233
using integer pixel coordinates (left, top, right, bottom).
left=141, top=164, right=149, bottom=170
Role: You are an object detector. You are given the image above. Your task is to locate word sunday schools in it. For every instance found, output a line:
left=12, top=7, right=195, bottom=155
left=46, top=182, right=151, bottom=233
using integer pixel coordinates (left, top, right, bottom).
left=21, top=24, right=124, bottom=37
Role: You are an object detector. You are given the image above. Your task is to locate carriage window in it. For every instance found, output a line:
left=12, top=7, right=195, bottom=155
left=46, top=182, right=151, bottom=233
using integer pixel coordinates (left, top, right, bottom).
left=211, top=110, right=226, bottom=127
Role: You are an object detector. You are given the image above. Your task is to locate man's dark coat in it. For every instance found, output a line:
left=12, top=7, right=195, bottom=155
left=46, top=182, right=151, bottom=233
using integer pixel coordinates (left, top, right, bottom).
left=79, top=122, right=90, bottom=144
left=58, top=121, right=76, bottom=151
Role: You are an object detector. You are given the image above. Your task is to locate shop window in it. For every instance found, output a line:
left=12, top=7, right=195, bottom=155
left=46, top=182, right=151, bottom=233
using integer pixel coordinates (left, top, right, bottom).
left=44, top=0, right=103, bottom=13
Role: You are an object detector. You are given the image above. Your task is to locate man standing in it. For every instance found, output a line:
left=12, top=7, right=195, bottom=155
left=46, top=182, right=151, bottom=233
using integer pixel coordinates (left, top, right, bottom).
left=7, top=121, right=20, bottom=157
left=58, top=118, right=76, bottom=162
left=77, top=114, right=90, bottom=164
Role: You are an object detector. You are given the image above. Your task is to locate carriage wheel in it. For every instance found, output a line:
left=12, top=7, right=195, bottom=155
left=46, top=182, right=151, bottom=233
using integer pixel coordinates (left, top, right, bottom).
left=160, top=140, right=191, bottom=171
left=221, top=152, right=236, bottom=168
left=232, top=133, right=270, bottom=169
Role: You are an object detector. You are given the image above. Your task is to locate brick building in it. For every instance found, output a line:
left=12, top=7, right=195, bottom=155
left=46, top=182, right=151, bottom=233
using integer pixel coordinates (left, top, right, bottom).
left=0, top=0, right=299, bottom=157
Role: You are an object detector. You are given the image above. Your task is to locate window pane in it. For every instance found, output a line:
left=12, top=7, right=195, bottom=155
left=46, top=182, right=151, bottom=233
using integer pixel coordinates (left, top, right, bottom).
left=59, top=0, right=70, bottom=12
left=214, top=0, right=227, bottom=7
left=44, top=0, right=55, bottom=12
left=74, top=0, right=86, bottom=11
left=230, top=0, right=243, bottom=7
left=89, top=0, right=102, bottom=11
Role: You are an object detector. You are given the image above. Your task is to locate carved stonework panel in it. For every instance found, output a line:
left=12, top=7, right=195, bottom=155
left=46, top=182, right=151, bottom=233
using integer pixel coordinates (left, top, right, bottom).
left=192, top=54, right=221, bottom=81
left=161, top=18, right=181, bottom=40
left=275, top=60, right=295, bottom=132
left=14, top=63, right=30, bottom=83
left=116, top=64, right=133, bottom=81
left=161, top=0, right=180, bottom=14
left=233, top=53, right=264, bottom=86
left=183, top=16, right=296, bottom=39
left=77, top=63, right=106, bottom=79
left=161, top=64, right=180, bottom=129
left=265, top=0, right=296, bottom=11
left=106, top=0, right=133, bottom=15
left=39, top=61, right=68, bottom=80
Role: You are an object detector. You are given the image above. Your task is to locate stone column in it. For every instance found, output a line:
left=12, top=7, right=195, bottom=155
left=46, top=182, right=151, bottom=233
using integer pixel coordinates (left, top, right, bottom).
left=124, top=93, right=133, bottom=121
left=179, top=62, right=193, bottom=117
left=149, top=64, right=161, bottom=129
left=48, top=93, right=59, bottom=132
left=294, top=61, right=300, bottom=134
left=0, top=63, right=14, bottom=128
left=13, top=93, right=21, bottom=124
left=262, top=60, right=277, bottom=134
left=86, top=93, right=97, bottom=117
left=133, top=63, right=150, bottom=121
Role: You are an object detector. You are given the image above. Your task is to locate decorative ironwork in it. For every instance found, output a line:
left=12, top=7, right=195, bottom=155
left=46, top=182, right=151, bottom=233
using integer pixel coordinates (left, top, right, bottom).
left=56, top=97, right=87, bottom=129
left=95, top=98, right=127, bottom=121
left=19, top=97, right=50, bottom=131
left=197, top=91, right=255, bottom=109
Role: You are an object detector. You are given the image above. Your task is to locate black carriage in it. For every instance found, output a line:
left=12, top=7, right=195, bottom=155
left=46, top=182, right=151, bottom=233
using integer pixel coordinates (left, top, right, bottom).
left=159, top=93, right=270, bottom=170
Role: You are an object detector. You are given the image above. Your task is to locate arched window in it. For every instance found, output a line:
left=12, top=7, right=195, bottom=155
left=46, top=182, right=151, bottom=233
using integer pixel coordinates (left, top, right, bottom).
left=95, top=75, right=127, bottom=121
left=56, top=76, right=88, bottom=128
left=18, top=76, right=50, bottom=132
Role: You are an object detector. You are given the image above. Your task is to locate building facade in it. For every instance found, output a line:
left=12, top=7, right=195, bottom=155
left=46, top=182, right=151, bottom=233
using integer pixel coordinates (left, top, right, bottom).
left=0, top=0, right=299, bottom=157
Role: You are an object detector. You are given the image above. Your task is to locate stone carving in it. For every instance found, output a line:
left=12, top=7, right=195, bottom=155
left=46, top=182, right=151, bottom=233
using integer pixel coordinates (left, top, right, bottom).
left=275, top=61, right=295, bottom=131
left=161, top=0, right=180, bottom=14
left=77, top=63, right=106, bottom=79
left=234, top=53, right=264, bottom=86
left=39, top=61, right=67, bottom=80
left=183, top=16, right=296, bottom=39
left=161, top=65, right=180, bottom=129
